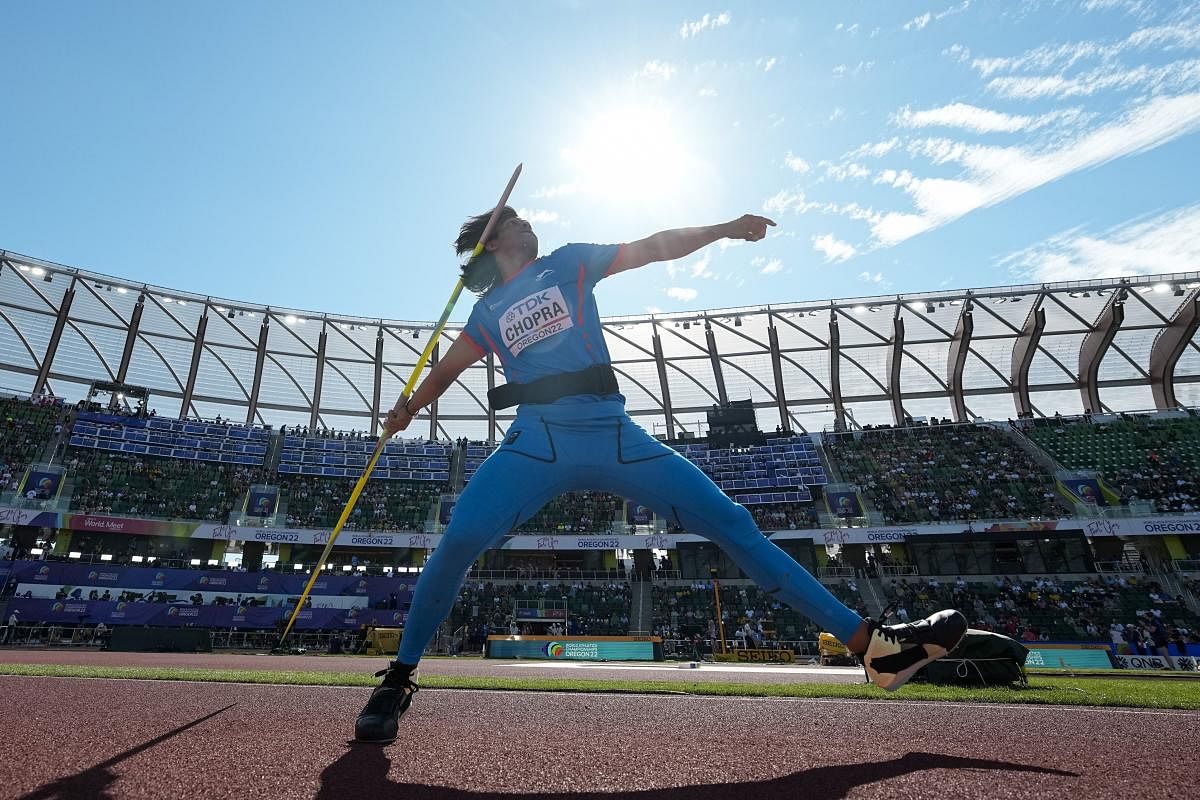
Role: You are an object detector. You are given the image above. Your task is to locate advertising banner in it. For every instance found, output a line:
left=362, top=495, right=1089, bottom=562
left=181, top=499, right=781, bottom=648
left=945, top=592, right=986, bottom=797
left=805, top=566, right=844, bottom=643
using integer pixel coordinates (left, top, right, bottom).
left=625, top=501, right=653, bottom=525
left=244, top=486, right=280, bottom=518
left=1116, top=654, right=1197, bottom=671
left=1061, top=478, right=1109, bottom=507
left=18, top=468, right=64, bottom=502
left=7, top=598, right=409, bottom=630
left=824, top=490, right=863, bottom=518
left=1024, top=646, right=1113, bottom=670
left=486, top=636, right=658, bottom=661
left=0, top=506, right=60, bottom=528
left=6, top=560, right=416, bottom=601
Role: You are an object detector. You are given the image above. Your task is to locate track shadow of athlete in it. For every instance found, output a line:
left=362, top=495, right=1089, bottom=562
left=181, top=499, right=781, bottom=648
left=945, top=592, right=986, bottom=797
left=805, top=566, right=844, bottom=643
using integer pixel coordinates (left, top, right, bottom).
left=317, top=746, right=1078, bottom=800
left=17, top=705, right=235, bottom=800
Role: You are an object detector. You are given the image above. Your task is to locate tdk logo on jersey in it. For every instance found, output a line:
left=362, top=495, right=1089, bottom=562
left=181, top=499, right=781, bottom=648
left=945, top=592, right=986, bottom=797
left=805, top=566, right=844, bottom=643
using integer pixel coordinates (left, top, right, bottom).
left=502, top=285, right=574, bottom=356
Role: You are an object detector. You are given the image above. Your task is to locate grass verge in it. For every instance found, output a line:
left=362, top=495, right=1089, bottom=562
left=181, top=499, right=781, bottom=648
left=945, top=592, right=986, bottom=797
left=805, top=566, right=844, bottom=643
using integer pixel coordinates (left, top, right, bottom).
left=0, top=662, right=1196, bottom=709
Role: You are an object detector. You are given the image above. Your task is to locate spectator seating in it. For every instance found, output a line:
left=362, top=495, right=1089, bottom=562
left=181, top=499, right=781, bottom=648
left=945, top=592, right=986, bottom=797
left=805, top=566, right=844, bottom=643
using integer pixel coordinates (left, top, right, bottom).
left=825, top=423, right=1062, bottom=523
left=69, top=411, right=268, bottom=465
left=514, top=491, right=624, bottom=534
left=884, top=575, right=1200, bottom=643
left=671, top=434, right=826, bottom=506
left=275, top=474, right=442, bottom=530
left=443, top=581, right=631, bottom=638
left=65, top=448, right=261, bottom=522
left=1027, top=413, right=1200, bottom=513
left=1, top=395, right=63, bottom=490
left=278, top=433, right=449, bottom=482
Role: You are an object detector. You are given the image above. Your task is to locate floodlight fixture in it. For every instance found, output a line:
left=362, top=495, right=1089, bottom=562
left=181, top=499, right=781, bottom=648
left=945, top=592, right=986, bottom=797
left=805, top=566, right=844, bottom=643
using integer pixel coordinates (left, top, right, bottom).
left=100, top=554, right=113, bottom=561
left=69, top=551, right=82, bottom=559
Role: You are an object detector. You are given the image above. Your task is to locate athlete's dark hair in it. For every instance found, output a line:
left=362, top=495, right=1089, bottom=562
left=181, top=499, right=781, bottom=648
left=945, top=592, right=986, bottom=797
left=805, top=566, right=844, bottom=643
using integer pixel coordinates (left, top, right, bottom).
left=456, top=205, right=517, bottom=296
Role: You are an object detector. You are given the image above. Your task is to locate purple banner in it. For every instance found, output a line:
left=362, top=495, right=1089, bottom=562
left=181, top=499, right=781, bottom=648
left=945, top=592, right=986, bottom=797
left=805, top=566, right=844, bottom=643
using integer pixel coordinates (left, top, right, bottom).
left=1065, top=478, right=1109, bottom=507
left=7, top=561, right=416, bottom=605
left=825, top=490, right=863, bottom=517
left=624, top=501, right=653, bottom=525
left=8, top=598, right=408, bottom=630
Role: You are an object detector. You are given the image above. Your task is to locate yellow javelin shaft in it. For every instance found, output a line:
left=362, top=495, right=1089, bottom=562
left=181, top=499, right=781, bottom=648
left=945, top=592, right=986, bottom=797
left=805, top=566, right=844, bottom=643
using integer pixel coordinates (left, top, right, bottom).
left=275, top=163, right=522, bottom=647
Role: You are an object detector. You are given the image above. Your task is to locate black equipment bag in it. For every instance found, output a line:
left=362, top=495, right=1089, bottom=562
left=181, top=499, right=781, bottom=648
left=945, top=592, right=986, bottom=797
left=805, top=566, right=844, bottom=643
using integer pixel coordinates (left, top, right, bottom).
left=916, top=629, right=1029, bottom=687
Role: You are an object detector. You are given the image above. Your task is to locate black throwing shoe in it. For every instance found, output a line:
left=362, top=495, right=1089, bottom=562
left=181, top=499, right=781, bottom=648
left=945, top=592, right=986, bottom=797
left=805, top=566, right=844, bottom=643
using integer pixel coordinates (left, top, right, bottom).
left=354, top=661, right=419, bottom=743
left=862, top=609, right=968, bottom=691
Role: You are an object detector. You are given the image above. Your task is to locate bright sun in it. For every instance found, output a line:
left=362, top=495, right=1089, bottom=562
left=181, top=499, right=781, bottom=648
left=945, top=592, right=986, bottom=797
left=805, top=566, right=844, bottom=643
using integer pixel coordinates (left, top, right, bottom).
left=562, top=102, right=697, bottom=205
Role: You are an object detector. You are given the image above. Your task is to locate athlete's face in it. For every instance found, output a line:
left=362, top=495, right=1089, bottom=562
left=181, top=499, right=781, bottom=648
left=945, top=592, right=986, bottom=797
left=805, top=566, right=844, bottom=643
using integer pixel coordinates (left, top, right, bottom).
left=488, top=215, right=538, bottom=260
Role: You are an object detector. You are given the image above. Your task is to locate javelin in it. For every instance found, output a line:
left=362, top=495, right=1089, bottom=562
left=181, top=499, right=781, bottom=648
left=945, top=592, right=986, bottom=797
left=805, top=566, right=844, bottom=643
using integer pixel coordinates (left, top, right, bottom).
left=273, top=163, right=522, bottom=650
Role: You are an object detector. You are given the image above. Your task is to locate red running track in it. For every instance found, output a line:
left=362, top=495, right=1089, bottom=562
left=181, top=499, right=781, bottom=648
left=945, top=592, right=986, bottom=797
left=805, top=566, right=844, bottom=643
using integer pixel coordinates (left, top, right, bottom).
left=0, top=675, right=1195, bottom=799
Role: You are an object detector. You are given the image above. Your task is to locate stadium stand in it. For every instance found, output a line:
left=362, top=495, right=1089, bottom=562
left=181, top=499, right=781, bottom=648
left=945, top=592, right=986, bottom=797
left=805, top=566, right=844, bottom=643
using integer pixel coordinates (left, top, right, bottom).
left=1027, top=412, right=1200, bottom=513
left=276, top=474, right=442, bottom=530
left=824, top=423, right=1064, bottom=523
left=513, top=491, right=624, bottom=534
left=443, top=581, right=631, bottom=638
left=0, top=395, right=63, bottom=491
left=671, top=434, right=827, bottom=507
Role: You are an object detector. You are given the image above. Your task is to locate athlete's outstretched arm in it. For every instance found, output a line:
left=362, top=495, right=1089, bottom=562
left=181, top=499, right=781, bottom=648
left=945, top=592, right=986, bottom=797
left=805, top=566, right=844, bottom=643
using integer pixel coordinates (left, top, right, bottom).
left=609, top=214, right=776, bottom=276
left=382, top=334, right=481, bottom=436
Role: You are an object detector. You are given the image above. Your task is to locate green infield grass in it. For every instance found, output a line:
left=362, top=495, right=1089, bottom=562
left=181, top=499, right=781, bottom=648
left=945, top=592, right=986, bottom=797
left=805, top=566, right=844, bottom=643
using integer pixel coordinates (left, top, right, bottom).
left=0, top=662, right=1196, bottom=709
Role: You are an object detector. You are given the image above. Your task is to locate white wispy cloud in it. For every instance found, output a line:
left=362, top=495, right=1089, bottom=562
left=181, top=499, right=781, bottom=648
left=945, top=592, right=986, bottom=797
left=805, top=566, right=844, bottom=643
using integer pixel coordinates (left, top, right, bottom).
left=893, top=103, right=1086, bottom=133
left=1000, top=204, right=1200, bottom=281
left=638, top=60, right=677, bottom=80
left=753, top=255, right=784, bottom=275
left=680, top=11, right=731, bottom=39
left=943, top=43, right=971, bottom=63
left=973, top=22, right=1200, bottom=78
left=986, top=59, right=1200, bottom=100
left=690, top=253, right=715, bottom=279
left=667, top=286, right=699, bottom=302
left=645, top=305, right=664, bottom=314
left=823, top=161, right=871, bottom=181
left=757, top=56, right=778, bottom=72
left=813, top=234, right=857, bottom=262
left=698, top=87, right=719, bottom=97
left=904, top=12, right=932, bottom=31
left=846, top=138, right=900, bottom=159
left=532, top=182, right=579, bottom=199
left=516, top=208, right=560, bottom=225
left=858, top=271, right=885, bottom=283
left=783, top=152, right=811, bottom=172
left=871, top=92, right=1200, bottom=246
left=829, top=106, right=845, bottom=122
left=904, top=1, right=971, bottom=32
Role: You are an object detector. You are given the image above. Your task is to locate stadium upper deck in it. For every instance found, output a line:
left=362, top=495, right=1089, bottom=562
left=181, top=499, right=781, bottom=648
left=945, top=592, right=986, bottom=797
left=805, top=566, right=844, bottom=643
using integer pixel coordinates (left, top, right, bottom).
left=3, top=249, right=1200, bottom=442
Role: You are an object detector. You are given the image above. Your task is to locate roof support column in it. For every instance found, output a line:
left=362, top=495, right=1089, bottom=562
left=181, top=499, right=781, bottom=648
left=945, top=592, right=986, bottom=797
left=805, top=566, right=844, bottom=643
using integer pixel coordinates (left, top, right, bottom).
left=1149, top=289, right=1200, bottom=409
left=427, top=339, right=440, bottom=441
left=310, top=320, right=327, bottom=431
left=767, top=316, right=789, bottom=432
left=179, top=305, right=208, bottom=419
left=947, top=301, right=974, bottom=422
left=1078, top=288, right=1126, bottom=414
left=704, top=319, right=728, bottom=405
left=1011, top=294, right=1046, bottom=417
left=829, top=312, right=845, bottom=429
left=651, top=322, right=675, bottom=440
left=115, top=292, right=145, bottom=384
left=245, top=314, right=270, bottom=425
left=371, top=326, right=384, bottom=437
left=886, top=313, right=905, bottom=425
left=32, top=275, right=77, bottom=396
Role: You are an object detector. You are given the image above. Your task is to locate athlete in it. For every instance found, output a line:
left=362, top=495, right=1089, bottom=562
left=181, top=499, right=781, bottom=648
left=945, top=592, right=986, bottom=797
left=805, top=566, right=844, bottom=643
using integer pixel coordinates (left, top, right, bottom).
left=355, top=207, right=967, bottom=742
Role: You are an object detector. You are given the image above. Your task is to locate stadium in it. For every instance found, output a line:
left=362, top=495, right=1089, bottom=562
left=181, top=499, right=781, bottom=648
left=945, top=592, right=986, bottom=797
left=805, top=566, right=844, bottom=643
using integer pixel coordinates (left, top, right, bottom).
left=6, top=1, right=1200, bottom=793
left=1, top=248, right=1198, bottom=795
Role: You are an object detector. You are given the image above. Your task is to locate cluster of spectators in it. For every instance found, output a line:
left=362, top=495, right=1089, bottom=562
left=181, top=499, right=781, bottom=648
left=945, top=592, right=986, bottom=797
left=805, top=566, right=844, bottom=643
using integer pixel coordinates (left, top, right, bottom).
left=748, top=502, right=819, bottom=531
left=443, top=581, right=631, bottom=639
left=652, top=580, right=867, bottom=643
left=514, top=491, right=624, bottom=534
left=825, top=423, right=1063, bottom=523
left=66, top=449, right=261, bottom=521
left=1029, top=414, right=1200, bottom=513
left=276, top=474, right=443, bottom=530
left=884, top=574, right=1200, bottom=648
left=1, top=395, right=63, bottom=492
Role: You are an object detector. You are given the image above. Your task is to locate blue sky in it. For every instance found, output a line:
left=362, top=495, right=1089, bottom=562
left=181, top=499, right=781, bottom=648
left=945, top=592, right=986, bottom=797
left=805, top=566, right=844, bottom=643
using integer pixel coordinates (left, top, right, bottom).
left=3, top=0, right=1200, bottom=323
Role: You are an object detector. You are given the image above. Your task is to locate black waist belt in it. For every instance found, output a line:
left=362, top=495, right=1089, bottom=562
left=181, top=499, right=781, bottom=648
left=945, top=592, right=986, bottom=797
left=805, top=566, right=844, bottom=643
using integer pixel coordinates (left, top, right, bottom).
left=487, top=364, right=618, bottom=410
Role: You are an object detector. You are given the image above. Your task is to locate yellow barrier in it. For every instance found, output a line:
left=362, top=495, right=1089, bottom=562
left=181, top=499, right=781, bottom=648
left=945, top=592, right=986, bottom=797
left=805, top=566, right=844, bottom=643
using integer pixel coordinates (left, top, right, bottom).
left=365, top=626, right=402, bottom=657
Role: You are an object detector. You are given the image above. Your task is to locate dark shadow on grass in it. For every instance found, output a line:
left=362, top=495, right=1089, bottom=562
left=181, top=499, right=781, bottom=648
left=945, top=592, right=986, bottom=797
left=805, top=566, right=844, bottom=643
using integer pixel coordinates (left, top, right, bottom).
left=316, top=746, right=1077, bottom=799
left=18, top=704, right=236, bottom=800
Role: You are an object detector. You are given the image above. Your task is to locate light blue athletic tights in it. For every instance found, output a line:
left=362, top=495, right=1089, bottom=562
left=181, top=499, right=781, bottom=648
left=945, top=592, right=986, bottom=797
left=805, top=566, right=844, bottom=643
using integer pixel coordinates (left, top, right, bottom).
left=396, top=403, right=864, bottom=664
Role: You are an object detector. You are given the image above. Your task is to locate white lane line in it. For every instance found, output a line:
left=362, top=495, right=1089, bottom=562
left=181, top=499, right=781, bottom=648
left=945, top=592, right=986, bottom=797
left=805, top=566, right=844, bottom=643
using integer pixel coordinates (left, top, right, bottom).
left=494, top=661, right=862, bottom=676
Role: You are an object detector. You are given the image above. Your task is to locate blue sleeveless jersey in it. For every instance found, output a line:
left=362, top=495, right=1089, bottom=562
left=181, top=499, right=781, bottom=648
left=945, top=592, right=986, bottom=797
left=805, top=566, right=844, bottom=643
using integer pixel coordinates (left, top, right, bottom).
left=461, top=243, right=626, bottom=411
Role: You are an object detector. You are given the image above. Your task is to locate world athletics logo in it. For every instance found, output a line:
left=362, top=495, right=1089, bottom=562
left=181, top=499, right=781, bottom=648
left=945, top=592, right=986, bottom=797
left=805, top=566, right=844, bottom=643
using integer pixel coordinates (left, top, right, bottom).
left=545, top=641, right=565, bottom=658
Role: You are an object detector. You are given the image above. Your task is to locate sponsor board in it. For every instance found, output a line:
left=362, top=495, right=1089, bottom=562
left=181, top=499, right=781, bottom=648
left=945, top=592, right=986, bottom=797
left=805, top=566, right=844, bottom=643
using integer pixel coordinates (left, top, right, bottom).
left=714, top=649, right=795, bottom=664
left=1116, top=654, right=1197, bottom=671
